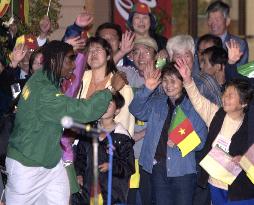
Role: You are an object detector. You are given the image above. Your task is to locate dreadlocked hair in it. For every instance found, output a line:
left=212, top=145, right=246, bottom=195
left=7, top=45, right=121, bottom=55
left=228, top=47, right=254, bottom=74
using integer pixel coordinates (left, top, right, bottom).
left=41, top=40, right=73, bottom=87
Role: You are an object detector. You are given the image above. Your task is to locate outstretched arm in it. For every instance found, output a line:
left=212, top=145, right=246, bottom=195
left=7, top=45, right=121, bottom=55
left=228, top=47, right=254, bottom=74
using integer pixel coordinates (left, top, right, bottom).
left=175, top=58, right=219, bottom=127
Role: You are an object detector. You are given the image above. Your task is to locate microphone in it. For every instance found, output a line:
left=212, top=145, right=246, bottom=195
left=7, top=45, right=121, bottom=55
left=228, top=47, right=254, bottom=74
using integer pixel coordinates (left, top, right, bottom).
left=61, top=116, right=101, bottom=133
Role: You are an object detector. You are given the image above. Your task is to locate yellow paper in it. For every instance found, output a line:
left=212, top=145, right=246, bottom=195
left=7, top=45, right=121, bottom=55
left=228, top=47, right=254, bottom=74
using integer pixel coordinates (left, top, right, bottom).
left=129, top=159, right=140, bottom=188
left=177, top=131, right=201, bottom=157
left=240, top=156, right=254, bottom=184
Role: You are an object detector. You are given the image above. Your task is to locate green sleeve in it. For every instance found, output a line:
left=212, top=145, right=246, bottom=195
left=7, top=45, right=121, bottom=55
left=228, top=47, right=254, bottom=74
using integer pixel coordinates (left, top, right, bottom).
left=37, top=88, right=112, bottom=124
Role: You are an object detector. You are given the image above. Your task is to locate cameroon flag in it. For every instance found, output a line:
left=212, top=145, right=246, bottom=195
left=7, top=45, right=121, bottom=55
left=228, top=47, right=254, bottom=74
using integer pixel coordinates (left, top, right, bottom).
left=240, top=144, right=254, bottom=184
left=13, top=0, right=29, bottom=24
left=168, top=106, right=201, bottom=157
left=0, top=0, right=11, bottom=17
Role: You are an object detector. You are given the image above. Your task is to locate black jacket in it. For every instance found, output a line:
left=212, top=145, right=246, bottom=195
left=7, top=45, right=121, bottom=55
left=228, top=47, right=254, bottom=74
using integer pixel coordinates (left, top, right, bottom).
left=99, top=125, right=135, bottom=205
left=74, top=123, right=135, bottom=205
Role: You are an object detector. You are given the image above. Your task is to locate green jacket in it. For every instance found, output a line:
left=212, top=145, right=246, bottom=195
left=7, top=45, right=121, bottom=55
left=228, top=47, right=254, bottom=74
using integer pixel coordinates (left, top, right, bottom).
left=7, top=70, right=112, bottom=168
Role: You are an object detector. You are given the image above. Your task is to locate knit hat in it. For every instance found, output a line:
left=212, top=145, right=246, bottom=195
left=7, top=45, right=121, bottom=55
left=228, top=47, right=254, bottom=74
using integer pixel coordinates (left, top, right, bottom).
left=134, top=36, right=158, bottom=52
left=127, top=3, right=157, bottom=31
left=15, top=34, right=39, bottom=51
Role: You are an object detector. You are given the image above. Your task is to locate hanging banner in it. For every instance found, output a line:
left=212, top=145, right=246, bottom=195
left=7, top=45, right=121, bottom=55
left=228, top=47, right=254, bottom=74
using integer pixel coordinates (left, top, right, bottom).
left=113, top=0, right=172, bottom=38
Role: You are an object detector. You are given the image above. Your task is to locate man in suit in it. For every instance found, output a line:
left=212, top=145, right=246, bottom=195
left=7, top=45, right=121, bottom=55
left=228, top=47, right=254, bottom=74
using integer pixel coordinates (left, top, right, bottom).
left=206, top=0, right=248, bottom=67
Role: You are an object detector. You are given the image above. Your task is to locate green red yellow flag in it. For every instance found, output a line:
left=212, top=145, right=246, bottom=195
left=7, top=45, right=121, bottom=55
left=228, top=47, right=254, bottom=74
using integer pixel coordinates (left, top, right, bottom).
left=0, top=0, right=11, bottom=17
left=168, top=106, right=201, bottom=157
left=13, top=0, right=29, bottom=24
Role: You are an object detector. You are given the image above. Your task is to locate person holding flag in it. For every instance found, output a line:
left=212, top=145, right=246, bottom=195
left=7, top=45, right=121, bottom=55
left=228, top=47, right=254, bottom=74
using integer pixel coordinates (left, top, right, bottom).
left=129, top=62, right=207, bottom=205
left=175, top=57, right=254, bottom=205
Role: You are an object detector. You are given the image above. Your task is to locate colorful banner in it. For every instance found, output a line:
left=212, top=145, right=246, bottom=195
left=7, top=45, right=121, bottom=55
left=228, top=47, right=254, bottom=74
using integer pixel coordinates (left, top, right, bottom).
left=0, top=0, right=11, bottom=17
left=113, top=0, right=172, bottom=38
left=200, top=146, right=242, bottom=185
left=168, top=106, right=201, bottom=157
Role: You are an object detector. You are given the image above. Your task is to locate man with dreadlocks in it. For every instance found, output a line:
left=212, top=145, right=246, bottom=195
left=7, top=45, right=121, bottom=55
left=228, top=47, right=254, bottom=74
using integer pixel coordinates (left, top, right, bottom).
left=4, top=40, right=124, bottom=205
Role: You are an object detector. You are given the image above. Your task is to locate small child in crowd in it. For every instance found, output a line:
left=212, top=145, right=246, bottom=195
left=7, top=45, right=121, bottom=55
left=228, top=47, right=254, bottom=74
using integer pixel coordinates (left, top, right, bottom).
left=76, top=91, right=135, bottom=205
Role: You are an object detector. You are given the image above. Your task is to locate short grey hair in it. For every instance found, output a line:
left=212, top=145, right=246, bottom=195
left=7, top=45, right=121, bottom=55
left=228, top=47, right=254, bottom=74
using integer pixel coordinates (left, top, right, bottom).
left=206, top=0, right=230, bottom=19
left=166, top=35, right=195, bottom=61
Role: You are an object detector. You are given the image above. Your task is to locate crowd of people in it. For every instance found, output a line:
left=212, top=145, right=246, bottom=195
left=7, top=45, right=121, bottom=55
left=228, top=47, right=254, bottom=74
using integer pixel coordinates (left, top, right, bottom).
left=0, top=1, right=254, bottom=205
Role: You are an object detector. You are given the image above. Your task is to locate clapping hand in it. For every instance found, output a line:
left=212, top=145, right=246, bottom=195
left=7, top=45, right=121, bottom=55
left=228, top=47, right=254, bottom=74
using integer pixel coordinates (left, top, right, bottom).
left=226, top=39, right=243, bottom=65
left=175, top=58, right=192, bottom=84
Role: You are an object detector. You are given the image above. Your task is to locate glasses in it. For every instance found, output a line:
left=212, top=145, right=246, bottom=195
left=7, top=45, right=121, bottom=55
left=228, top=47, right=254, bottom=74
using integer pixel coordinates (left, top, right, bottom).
left=87, top=48, right=105, bottom=55
left=132, top=49, right=153, bottom=58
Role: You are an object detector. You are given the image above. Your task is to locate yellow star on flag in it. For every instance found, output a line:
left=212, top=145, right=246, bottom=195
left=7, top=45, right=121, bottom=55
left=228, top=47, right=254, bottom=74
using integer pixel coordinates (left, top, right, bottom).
left=27, top=37, right=34, bottom=43
left=178, top=128, right=185, bottom=135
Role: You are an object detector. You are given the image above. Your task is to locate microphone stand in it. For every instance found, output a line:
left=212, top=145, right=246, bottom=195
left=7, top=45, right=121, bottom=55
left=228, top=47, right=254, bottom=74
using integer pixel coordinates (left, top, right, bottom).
left=61, top=117, right=114, bottom=205
left=91, top=133, right=99, bottom=205
left=82, top=130, right=113, bottom=205
left=106, top=133, right=113, bottom=205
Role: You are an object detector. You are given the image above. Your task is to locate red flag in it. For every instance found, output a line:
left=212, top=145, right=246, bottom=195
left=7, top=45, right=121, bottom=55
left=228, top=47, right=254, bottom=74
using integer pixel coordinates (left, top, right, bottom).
left=169, top=118, right=193, bottom=144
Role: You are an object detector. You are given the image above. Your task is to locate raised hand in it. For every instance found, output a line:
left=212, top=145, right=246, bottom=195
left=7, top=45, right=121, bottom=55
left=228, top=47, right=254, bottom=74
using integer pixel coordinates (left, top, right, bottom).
left=175, top=58, right=192, bottom=84
left=119, top=31, right=135, bottom=56
left=75, top=10, right=93, bottom=28
left=143, top=60, right=161, bottom=90
left=10, top=44, right=28, bottom=68
left=65, top=36, right=86, bottom=51
left=226, top=39, right=243, bottom=65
